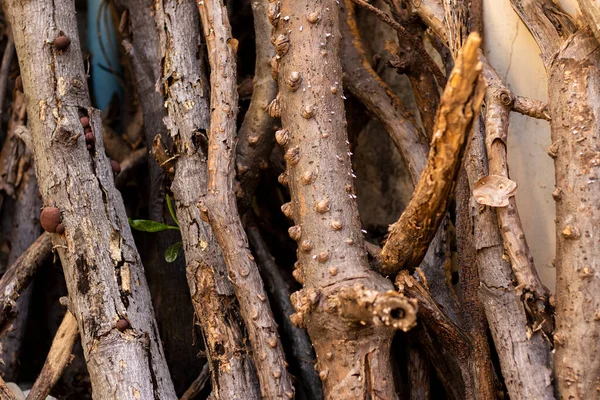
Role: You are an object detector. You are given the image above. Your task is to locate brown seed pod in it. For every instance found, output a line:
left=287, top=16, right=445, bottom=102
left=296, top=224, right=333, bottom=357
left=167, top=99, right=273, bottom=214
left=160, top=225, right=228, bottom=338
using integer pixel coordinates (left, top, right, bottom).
left=281, top=202, right=293, bottom=218
left=292, top=268, right=305, bottom=284
left=315, top=199, right=330, bottom=214
left=55, top=223, right=65, bottom=235
left=330, top=220, right=342, bottom=231
left=317, top=251, right=330, bottom=263
left=116, top=318, right=130, bottom=331
left=307, top=12, right=319, bottom=23
left=274, top=34, right=290, bottom=57
left=301, top=170, right=316, bottom=185
left=300, top=240, right=314, bottom=252
left=53, top=35, right=71, bottom=51
left=80, top=116, right=90, bottom=128
left=266, top=95, right=281, bottom=118
left=278, top=172, right=289, bottom=186
left=267, top=2, right=280, bottom=25
left=270, top=56, right=280, bottom=81
left=284, top=146, right=300, bottom=166
left=275, top=129, right=290, bottom=146
left=40, top=207, right=61, bottom=233
left=110, top=159, right=121, bottom=175
left=15, top=76, right=23, bottom=92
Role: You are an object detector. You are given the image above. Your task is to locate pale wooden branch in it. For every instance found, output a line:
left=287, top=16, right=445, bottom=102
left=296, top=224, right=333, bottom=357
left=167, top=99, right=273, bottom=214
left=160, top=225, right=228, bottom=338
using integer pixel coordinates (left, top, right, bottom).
left=380, top=33, right=485, bottom=274
left=235, top=0, right=278, bottom=210
left=26, top=311, right=79, bottom=400
left=482, top=63, right=553, bottom=335
left=197, top=1, right=294, bottom=398
left=273, top=0, right=415, bottom=397
left=5, top=0, right=177, bottom=397
left=512, top=95, right=550, bottom=120
left=153, top=1, right=260, bottom=397
left=0, top=233, right=52, bottom=335
left=577, top=0, right=600, bottom=45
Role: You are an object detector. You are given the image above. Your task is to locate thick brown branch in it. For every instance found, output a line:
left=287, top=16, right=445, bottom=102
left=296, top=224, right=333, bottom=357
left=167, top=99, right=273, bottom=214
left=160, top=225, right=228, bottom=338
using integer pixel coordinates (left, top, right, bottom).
left=26, top=311, right=79, bottom=400
left=197, top=1, right=294, bottom=398
left=380, top=34, right=485, bottom=274
left=153, top=1, right=260, bottom=397
left=235, top=0, right=278, bottom=210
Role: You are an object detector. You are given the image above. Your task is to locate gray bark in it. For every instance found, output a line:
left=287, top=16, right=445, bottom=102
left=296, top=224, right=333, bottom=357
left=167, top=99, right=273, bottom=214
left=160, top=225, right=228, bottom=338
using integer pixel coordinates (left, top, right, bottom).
left=5, top=0, right=176, bottom=398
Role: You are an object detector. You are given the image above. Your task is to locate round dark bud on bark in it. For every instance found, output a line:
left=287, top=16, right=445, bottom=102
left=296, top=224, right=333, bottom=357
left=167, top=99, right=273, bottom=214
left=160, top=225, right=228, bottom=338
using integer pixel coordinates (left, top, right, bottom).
left=85, top=131, right=95, bottom=144
left=40, top=207, right=61, bottom=233
left=116, top=318, right=130, bottom=331
left=53, top=35, right=71, bottom=51
left=110, top=160, right=121, bottom=175
left=15, top=76, right=23, bottom=92
left=55, top=223, right=65, bottom=234
left=80, top=116, right=90, bottom=128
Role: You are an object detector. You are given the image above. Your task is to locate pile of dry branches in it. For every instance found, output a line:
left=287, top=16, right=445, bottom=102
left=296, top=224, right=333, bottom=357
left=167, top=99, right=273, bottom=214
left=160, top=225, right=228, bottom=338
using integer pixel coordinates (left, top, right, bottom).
left=0, top=0, right=598, bottom=399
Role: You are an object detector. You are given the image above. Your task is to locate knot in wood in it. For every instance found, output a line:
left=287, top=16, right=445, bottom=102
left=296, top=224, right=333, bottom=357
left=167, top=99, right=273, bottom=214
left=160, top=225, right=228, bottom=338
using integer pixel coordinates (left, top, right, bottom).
left=494, top=88, right=513, bottom=106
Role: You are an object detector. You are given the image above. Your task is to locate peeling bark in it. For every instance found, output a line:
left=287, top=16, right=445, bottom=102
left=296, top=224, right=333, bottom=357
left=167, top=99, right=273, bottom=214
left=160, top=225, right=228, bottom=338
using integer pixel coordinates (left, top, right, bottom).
left=152, top=1, right=260, bottom=397
left=5, top=0, right=177, bottom=398
left=197, top=1, right=295, bottom=398
left=272, top=1, right=417, bottom=397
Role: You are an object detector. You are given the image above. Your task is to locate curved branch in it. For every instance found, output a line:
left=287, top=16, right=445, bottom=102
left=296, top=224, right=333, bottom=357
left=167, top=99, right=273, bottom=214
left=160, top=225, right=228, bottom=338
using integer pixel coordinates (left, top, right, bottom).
left=197, top=1, right=295, bottom=398
left=380, top=34, right=485, bottom=274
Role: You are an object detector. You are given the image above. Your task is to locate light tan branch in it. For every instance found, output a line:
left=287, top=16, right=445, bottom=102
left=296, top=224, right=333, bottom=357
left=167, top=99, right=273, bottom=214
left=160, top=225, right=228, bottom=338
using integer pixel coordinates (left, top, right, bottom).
left=26, top=311, right=79, bottom=400
left=380, top=33, right=485, bottom=274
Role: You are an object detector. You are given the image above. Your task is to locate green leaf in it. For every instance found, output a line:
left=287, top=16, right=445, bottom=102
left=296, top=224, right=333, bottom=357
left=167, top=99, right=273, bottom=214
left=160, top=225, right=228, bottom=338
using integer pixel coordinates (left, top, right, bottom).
left=166, top=194, right=179, bottom=227
left=128, top=218, right=179, bottom=233
left=165, top=241, right=182, bottom=263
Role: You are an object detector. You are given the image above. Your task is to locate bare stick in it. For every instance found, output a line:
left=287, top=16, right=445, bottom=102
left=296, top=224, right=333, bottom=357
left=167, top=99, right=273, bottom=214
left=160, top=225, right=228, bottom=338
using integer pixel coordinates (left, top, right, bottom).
left=235, top=0, right=278, bottom=210
left=0, top=233, right=52, bottom=335
left=482, top=62, right=553, bottom=334
left=179, top=363, right=210, bottom=400
left=26, top=311, right=79, bottom=400
left=0, top=376, right=18, bottom=400
left=0, top=32, right=15, bottom=121
left=153, top=1, right=260, bottom=397
left=512, top=95, right=550, bottom=120
left=5, top=0, right=177, bottom=396
left=197, top=1, right=294, bottom=397
left=380, top=33, right=485, bottom=274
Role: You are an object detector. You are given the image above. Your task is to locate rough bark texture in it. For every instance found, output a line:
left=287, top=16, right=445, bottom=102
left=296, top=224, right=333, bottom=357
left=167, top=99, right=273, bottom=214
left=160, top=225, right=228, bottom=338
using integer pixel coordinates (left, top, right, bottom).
left=26, top=311, right=79, bottom=400
left=197, top=1, right=295, bottom=398
left=547, top=30, right=600, bottom=399
left=153, top=1, right=260, bottom=397
left=235, top=0, right=279, bottom=210
left=577, top=0, right=600, bottom=45
left=407, top=347, right=430, bottom=400
left=380, top=34, right=485, bottom=274
left=0, top=376, right=17, bottom=400
left=111, top=2, right=199, bottom=391
left=5, top=0, right=177, bottom=398
left=273, top=1, right=417, bottom=398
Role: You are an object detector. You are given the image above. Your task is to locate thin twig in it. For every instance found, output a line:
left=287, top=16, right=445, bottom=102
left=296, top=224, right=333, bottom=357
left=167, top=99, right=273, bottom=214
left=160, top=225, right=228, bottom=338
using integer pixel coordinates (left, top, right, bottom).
left=26, top=311, right=79, bottom=400
left=197, top=0, right=294, bottom=397
left=512, top=95, right=550, bottom=120
left=380, top=33, right=485, bottom=274
left=349, top=0, right=447, bottom=88
left=179, top=363, right=210, bottom=400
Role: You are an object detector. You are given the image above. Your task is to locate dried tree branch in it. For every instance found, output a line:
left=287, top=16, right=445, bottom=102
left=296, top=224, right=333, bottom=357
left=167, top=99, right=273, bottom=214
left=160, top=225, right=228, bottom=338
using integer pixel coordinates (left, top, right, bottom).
left=0, top=376, right=17, bottom=400
left=152, top=1, right=260, bottom=397
left=272, top=1, right=417, bottom=397
left=0, top=233, right=52, bottom=335
left=397, top=271, right=475, bottom=400
left=577, top=0, right=600, bottom=45
left=197, top=1, right=294, bottom=398
left=512, top=95, right=550, bottom=120
left=5, top=0, right=177, bottom=397
left=482, top=63, right=553, bottom=334
left=246, top=224, right=323, bottom=400
left=339, top=0, right=428, bottom=183
left=0, top=31, right=14, bottom=122
left=349, top=0, right=447, bottom=88
left=26, top=311, right=79, bottom=400
left=380, top=33, right=485, bottom=274
left=235, top=0, right=278, bottom=210
left=179, top=363, right=210, bottom=400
